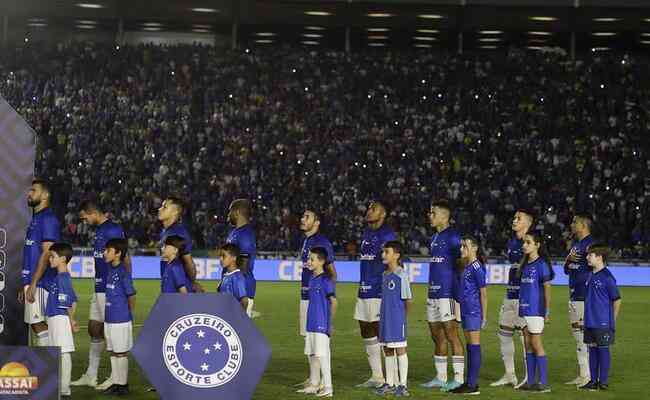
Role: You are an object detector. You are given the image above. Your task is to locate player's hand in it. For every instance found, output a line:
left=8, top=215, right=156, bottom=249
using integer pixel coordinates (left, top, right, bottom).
left=26, top=284, right=36, bottom=303
left=566, top=248, right=580, bottom=263
left=192, top=281, right=205, bottom=293
left=71, top=320, right=80, bottom=333
left=330, top=326, right=335, bottom=337
left=481, top=319, right=488, bottom=330
left=17, top=287, right=26, bottom=304
left=545, top=315, right=551, bottom=323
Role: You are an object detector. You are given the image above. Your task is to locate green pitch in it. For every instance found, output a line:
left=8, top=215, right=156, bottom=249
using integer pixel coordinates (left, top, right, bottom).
left=67, top=279, right=646, bottom=399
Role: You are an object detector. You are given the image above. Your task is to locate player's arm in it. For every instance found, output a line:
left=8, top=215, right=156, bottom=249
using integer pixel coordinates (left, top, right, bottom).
left=181, top=253, right=197, bottom=281
left=543, top=282, right=552, bottom=322
left=480, top=287, right=488, bottom=323
left=124, top=255, right=133, bottom=275
left=612, top=298, right=621, bottom=321
left=240, top=296, right=249, bottom=311
left=128, top=293, right=137, bottom=313
left=178, top=286, right=188, bottom=294
left=239, top=255, right=251, bottom=275
left=68, top=302, right=79, bottom=333
left=329, top=296, right=338, bottom=336
left=404, top=298, right=412, bottom=315
left=326, top=262, right=337, bottom=282
left=27, top=241, right=54, bottom=302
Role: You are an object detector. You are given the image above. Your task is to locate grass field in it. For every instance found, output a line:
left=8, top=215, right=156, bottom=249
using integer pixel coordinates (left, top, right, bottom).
left=65, top=279, right=648, bottom=399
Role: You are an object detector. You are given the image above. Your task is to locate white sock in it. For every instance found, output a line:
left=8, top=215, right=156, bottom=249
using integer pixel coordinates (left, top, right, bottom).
left=308, top=355, right=321, bottom=387
left=573, top=328, right=590, bottom=379
left=109, top=356, right=117, bottom=382
left=115, top=357, right=128, bottom=385
left=397, top=354, right=408, bottom=387
left=61, top=353, right=72, bottom=395
left=499, top=329, right=516, bottom=375
left=434, top=355, right=448, bottom=382
left=520, top=334, right=528, bottom=380
left=364, top=337, right=384, bottom=381
left=452, top=356, right=465, bottom=384
left=385, top=355, right=397, bottom=387
left=319, top=353, right=332, bottom=390
left=37, top=330, right=50, bottom=346
left=87, top=339, right=104, bottom=379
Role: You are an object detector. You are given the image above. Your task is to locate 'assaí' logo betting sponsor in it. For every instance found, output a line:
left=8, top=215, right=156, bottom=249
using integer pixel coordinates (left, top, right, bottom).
left=0, top=362, right=39, bottom=395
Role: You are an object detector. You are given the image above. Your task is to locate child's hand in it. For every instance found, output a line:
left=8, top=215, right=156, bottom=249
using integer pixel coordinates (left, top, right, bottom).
left=192, top=281, right=205, bottom=293
left=71, top=320, right=80, bottom=333
left=481, top=319, right=488, bottom=330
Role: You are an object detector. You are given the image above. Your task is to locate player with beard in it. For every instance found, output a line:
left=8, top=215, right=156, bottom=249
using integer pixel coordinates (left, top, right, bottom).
left=225, top=199, right=257, bottom=317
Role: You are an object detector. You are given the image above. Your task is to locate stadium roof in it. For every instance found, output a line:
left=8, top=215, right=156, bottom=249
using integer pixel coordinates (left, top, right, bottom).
left=4, top=0, right=650, bottom=51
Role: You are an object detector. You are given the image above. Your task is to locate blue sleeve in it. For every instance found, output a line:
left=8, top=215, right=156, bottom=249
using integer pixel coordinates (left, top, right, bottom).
left=473, top=264, right=487, bottom=288
left=324, top=240, right=335, bottom=264
left=606, top=276, right=621, bottom=301
left=385, top=229, right=398, bottom=243
left=541, top=262, right=553, bottom=283
left=232, top=275, right=248, bottom=300
left=171, top=265, right=188, bottom=290
left=42, top=215, right=61, bottom=242
left=400, top=271, right=413, bottom=300
left=57, top=277, right=75, bottom=309
left=450, top=233, right=462, bottom=260
left=109, top=225, right=125, bottom=240
left=325, top=278, right=336, bottom=298
left=121, top=271, right=137, bottom=297
left=238, top=232, right=256, bottom=258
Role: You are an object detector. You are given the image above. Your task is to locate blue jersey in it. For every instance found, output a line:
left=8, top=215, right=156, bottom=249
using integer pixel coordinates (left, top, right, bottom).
left=584, top=268, right=621, bottom=330
left=379, top=268, right=412, bottom=344
left=159, top=222, right=192, bottom=278
left=459, top=260, right=487, bottom=320
left=518, top=257, right=553, bottom=317
left=219, top=269, right=248, bottom=301
left=94, top=220, right=126, bottom=293
left=105, top=264, right=136, bottom=323
left=161, top=258, right=193, bottom=293
left=22, top=207, right=60, bottom=288
left=359, top=224, right=397, bottom=299
left=226, top=224, right=257, bottom=298
left=505, top=237, right=524, bottom=300
left=300, top=232, right=335, bottom=300
left=45, top=271, right=77, bottom=318
left=566, top=235, right=594, bottom=301
left=306, top=273, right=336, bottom=336
left=428, top=227, right=461, bottom=299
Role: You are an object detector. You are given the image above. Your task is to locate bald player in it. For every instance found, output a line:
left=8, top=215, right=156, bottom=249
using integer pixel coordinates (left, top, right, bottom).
left=225, top=199, right=257, bottom=317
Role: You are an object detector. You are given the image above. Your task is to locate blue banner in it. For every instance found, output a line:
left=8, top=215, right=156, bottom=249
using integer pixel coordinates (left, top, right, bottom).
left=69, top=256, right=650, bottom=287
left=0, top=346, right=60, bottom=399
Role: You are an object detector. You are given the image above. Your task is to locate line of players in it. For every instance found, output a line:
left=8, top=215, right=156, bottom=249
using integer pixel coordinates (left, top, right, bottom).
left=20, top=179, right=622, bottom=397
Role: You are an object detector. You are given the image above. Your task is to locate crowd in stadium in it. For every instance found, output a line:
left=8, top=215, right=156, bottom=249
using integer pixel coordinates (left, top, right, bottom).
left=1, top=42, right=647, bottom=258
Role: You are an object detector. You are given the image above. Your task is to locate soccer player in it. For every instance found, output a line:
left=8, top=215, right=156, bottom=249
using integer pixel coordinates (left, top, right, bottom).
left=225, top=199, right=257, bottom=317
left=421, top=201, right=465, bottom=392
left=376, top=241, right=412, bottom=397
left=450, top=236, right=488, bottom=395
left=491, top=209, right=534, bottom=387
left=158, top=195, right=202, bottom=292
left=102, top=238, right=136, bottom=396
left=218, top=243, right=250, bottom=311
left=563, top=212, right=595, bottom=386
left=20, top=178, right=61, bottom=347
left=72, top=199, right=131, bottom=390
left=580, top=243, right=621, bottom=391
left=45, top=242, right=78, bottom=399
left=518, top=231, right=554, bottom=393
left=161, top=235, right=194, bottom=293
left=297, top=247, right=337, bottom=398
left=296, top=208, right=336, bottom=388
left=355, top=200, right=397, bottom=388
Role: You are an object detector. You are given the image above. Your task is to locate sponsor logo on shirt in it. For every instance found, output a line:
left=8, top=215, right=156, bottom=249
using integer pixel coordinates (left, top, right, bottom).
left=430, top=257, right=445, bottom=263
left=521, top=278, right=535, bottom=283
left=360, top=254, right=376, bottom=261
left=94, top=251, right=104, bottom=258
left=106, top=284, right=115, bottom=290
left=24, top=240, right=35, bottom=246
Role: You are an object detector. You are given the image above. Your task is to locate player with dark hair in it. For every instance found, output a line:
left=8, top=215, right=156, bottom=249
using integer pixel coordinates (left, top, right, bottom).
left=564, top=212, right=595, bottom=386
left=225, top=199, right=257, bottom=317
left=21, top=178, right=61, bottom=347
left=492, top=209, right=534, bottom=388
left=72, top=199, right=132, bottom=390
left=218, top=243, right=250, bottom=311
left=355, top=200, right=397, bottom=388
left=161, top=235, right=193, bottom=294
left=421, top=200, right=465, bottom=392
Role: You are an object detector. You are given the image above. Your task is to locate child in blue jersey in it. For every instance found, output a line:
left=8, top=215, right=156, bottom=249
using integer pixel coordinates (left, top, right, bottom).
left=580, top=243, right=621, bottom=391
left=46, top=242, right=79, bottom=398
left=518, top=231, right=554, bottom=393
left=376, top=241, right=412, bottom=397
left=218, top=243, right=250, bottom=312
left=161, top=235, right=193, bottom=293
left=297, top=247, right=337, bottom=398
left=103, top=238, right=136, bottom=396
left=450, top=236, right=488, bottom=395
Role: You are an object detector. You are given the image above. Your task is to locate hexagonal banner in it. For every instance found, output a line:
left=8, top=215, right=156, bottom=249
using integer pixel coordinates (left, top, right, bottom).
left=132, top=293, right=271, bottom=400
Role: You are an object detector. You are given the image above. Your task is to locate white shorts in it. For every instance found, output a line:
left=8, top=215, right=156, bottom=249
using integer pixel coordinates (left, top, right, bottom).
left=299, top=299, right=308, bottom=336
left=568, top=301, right=585, bottom=326
left=382, top=341, right=407, bottom=349
left=524, top=316, right=545, bottom=335
left=89, top=292, right=106, bottom=322
left=246, top=299, right=255, bottom=318
left=24, top=286, right=48, bottom=325
left=498, top=298, right=526, bottom=329
left=354, top=298, right=381, bottom=322
left=304, top=332, right=331, bottom=357
left=426, top=298, right=456, bottom=323
left=48, top=315, right=75, bottom=353
left=454, top=300, right=462, bottom=323
left=105, top=321, right=133, bottom=353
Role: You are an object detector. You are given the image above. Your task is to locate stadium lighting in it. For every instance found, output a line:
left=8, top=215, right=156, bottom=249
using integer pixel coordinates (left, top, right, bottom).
left=592, top=32, right=617, bottom=36
left=28, top=18, right=46, bottom=22
left=76, top=20, right=97, bottom=24
left=368, top=43, right=386, bottom=47
left=76, top=3, right=104, bottom=8
left=27, top=23, right=47, bottom=27
left=142, top=23, right=163, bottom=27
left=368, top=35, right=388, bottom=40
left=367, top=28, right=390, bottom=32
left=416, top=29, right=439, bottom=33
left=367, top=13, right=393, bottom=18
left=528, top=31, right=552, bottom=35
left=591, top=47, right=611, bottom=51
left=640, top=40, right=650, bottom=44
left=641, top=33, right=650, bottom=36
left=414, top=44, right=432, bottom=48
left=76, top=25, right=96, bottom=29
left=142, top=27, right=162, bottom=31
left=478, top=38, right=501, bottom=42
left=413, top=36, right=437, bottom=41
left=305, top=11, right=332, bottom=16
left=593, top=18, right=620, bottom=22
left=480, top=45, right=498, bottom=49
left=479, top=30, right=503, bottom=34
left=253, top=40, right=272, bottom=44
left=193, top=24, right=212, bottom=29
left=529, top=16, right=557, bottom=22
left=192, top=29, right=211, bottom=33
left=418, top=14, right=444, bottom=19
left=301, top=41, right=319, bottom=45
left=191, top=8, right=219, bottom=13
left=305, top=26, right=325, bottom=30
left=254, top=32, right=276, bottom=37
left=301, top=33, right=323, bottom=38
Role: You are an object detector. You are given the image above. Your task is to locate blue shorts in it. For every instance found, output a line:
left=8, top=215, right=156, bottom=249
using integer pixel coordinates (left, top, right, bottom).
left=245, top=274, right=256, bottom=299
left=462, top=316, right=482, bottom=332
left=584, top=328, right=615, bottom=346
